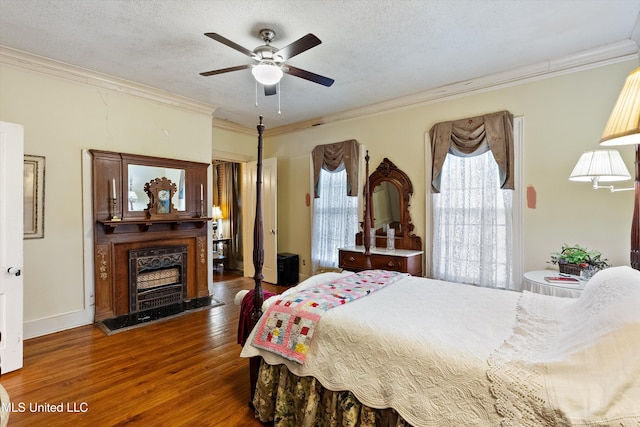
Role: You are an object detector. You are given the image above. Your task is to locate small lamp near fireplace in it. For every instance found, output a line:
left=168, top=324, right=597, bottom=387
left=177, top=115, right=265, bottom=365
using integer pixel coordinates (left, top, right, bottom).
left=212, top=205, right=224, bottom=239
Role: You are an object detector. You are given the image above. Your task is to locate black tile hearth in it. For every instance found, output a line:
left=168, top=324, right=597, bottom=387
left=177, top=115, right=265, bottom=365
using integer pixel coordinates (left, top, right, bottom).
left=97, top=296, right=223, bottom=335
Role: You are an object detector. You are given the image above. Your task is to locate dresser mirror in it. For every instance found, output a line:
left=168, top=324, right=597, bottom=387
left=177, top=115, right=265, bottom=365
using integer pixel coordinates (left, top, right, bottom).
left=357, top=157, right=422, bottom=251
left=371, top=181, right=401, bottom=235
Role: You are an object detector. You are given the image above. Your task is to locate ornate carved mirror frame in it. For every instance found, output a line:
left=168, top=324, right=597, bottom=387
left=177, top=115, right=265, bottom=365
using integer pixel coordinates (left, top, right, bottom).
left=356, top=158, right=422, bottom=251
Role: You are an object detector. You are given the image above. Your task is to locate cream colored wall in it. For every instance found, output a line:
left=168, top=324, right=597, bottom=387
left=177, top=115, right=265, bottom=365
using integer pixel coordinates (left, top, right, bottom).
left=212, top=126, right=257, bottom=162
left=265, top=60, right=638, bottom=278
left=0, top=62, right=213, bottom=337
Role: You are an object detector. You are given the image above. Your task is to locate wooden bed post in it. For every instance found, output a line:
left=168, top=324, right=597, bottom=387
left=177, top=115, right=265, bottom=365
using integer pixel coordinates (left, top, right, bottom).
left=251, top=116, right=265, bottom=325
left=249, top=116, right=265, bottom=406
left=632, top=144, right=639, bottom=270
left=362, top=151, right=372, bottom=268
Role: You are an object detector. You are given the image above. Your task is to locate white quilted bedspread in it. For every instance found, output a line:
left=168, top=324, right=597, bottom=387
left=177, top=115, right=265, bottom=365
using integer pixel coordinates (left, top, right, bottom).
left=241, top=273, right=520, bottom=426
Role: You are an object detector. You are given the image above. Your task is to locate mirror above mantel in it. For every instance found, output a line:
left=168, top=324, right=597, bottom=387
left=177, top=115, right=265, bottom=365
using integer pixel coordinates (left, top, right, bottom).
left=128, top=164, right=186, bottom=212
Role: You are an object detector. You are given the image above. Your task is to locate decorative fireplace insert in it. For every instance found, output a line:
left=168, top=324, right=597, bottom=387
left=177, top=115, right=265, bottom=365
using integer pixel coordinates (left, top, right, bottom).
left=129, top=245, right=188, bottom=313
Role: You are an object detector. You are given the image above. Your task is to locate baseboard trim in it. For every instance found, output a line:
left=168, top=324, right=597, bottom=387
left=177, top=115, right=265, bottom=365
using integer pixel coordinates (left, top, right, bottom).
left=23, top=308, right=94, bottom=340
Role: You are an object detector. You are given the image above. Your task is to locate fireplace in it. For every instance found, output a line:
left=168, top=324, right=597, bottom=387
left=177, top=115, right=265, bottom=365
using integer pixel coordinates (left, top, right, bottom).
left=91, top=150, right=211, bottom=323
left=129, top=245, right=188, bottom=313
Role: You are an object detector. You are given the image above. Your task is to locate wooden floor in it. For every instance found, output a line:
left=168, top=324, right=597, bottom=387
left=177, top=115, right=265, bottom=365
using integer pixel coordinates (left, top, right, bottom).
left=0, top=270, right=287, bottom=426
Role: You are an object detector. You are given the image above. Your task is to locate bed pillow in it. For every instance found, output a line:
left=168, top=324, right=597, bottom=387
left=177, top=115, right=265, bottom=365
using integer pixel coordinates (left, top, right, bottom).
left=573, top=265, right=640, bottom=325
left=540, top=265, right=640, bottom=370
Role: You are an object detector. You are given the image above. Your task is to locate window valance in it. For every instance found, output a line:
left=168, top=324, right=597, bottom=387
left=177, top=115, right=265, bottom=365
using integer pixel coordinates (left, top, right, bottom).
left=312, top=139, right=359, bottom=198
left=430, top=110, right=514, bottom=193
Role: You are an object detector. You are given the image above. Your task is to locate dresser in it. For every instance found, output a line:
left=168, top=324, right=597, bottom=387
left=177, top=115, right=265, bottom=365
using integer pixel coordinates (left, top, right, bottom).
left=338, top=246, right=423, bottom=276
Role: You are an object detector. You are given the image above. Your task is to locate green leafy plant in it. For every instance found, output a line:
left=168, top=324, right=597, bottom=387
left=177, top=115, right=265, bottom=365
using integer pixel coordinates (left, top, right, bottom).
left=549, top=244, right=609, bottom=269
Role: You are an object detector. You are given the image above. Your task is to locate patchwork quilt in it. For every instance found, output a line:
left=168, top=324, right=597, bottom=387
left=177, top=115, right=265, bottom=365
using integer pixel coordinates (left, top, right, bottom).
left=251, top=269, right=407, bottom=363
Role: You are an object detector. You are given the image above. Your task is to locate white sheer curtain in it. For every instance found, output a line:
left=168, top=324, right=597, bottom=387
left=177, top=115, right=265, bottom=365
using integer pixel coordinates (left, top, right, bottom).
left=311, top=165, right=359, bottom=274
left=432, top=151, right=513, bottom=288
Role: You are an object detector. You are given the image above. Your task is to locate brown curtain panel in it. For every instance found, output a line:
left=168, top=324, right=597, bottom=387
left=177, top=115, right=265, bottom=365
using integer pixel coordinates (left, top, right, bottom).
left=312, top=139, right=359, bottom=198
left=212, top=161, right=243, bottom=270
left=430, top=110, right=514, bottom=193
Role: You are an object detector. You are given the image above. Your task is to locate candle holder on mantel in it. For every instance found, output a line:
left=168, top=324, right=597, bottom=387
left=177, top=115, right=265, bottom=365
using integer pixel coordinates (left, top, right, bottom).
left=199, top=200, right=206, bottom=218
left=111, top=197, right=121, bottom=221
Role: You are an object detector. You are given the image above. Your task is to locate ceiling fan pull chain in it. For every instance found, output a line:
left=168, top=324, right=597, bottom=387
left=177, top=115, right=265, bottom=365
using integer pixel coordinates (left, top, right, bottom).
left=255, top=80, right=258, bottom=107
left=278, top=82, right=281, bottom=114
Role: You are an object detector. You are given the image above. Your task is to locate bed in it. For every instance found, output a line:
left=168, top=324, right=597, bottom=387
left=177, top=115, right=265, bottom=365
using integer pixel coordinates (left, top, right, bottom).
left=240, top=117, right=640, bottom=426
left=241, top=266, right=640, bottom=426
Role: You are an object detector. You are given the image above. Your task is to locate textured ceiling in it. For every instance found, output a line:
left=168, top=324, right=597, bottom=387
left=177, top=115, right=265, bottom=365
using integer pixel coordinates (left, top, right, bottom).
left=1, top=0, right=640, bottom=130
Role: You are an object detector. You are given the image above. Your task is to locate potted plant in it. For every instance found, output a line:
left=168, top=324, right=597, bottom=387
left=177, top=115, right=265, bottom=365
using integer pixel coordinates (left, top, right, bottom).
left=549, top=244, right=609, bottom=275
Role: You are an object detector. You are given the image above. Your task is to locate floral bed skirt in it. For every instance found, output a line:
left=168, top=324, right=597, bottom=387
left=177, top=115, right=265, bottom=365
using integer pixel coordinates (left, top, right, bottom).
left=253, top=360, right=412, bottom=427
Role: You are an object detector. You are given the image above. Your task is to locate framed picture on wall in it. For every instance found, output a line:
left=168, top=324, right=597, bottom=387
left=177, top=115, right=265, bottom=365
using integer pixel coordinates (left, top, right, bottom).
left=24, top=154, right=45, bottom=239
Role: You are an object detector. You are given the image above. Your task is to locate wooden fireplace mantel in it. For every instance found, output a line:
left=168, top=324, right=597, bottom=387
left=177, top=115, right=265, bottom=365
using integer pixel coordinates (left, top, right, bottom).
left=91, top=150, right=212, bottom=322
left=99, top=218, right=211, bottom=233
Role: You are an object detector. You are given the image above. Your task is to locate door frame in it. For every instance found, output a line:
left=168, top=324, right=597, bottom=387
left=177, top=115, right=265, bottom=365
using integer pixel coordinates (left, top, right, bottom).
left=0, top=121, right=25, bottom=374
left=242, top=157, right=278, bottom=284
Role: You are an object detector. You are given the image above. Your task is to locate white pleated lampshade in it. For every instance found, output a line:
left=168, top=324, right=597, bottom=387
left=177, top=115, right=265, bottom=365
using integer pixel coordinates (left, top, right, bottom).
left=212, top=206, right=224, bottom=220
left=569, top=149, right=631, bottom=182
left=600, top=67, right=640, bottom=146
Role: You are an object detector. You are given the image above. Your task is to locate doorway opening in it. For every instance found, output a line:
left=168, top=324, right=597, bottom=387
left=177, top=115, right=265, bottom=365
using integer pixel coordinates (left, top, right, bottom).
left=213, top=160, right=244, bottom=273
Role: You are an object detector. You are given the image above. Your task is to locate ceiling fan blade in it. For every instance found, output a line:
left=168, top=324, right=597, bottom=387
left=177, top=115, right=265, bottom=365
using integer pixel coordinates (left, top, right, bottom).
left=276, top=33, right=321, bottom=60
left=200, top=65, right=250, bottom=76
left=284, top=65, right=334, bottom=87
left=264, top=84, right=277, bottom=96
left=204, top=33, right=254, bottom=57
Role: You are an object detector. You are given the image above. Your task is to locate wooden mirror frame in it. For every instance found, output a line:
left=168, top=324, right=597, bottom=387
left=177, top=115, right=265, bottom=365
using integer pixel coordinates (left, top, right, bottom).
left=91, top=150, right=209, bottom=224
left=356, top=158, right=422, bottom=251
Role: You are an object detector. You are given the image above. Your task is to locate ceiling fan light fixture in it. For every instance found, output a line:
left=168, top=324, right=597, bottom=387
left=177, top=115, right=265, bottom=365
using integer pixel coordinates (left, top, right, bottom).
left=252, top=62, right=283, bottom=86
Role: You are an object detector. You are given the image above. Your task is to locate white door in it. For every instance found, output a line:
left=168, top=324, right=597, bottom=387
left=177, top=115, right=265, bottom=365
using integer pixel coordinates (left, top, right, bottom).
left=243, top=157, right=277, bottom=284
left=0, top=122, right=24, bottom=374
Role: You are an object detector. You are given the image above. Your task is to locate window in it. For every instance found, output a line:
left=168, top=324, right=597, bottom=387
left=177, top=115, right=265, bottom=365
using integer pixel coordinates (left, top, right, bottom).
left=311, top=166, right=359, bottom=273
left=432, top=151, right=513, bottom=287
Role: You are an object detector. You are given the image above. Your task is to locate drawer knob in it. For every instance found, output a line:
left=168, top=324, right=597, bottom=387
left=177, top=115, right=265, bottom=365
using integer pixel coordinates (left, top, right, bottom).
left=347, top=256, right=356, bottom=262
left=386, top=261, right=395, bottom=267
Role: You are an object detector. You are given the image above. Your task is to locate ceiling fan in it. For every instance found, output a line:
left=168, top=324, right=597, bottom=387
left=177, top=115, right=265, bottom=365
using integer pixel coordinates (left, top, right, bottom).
left=200, top=29, right=334, bottom=96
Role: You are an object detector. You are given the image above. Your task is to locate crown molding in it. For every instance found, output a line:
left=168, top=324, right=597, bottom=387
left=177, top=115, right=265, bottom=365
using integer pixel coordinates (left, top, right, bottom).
left=0, top=46, right=217, bottom=117
left=266, top=40, right=640, bottom=136
left=212, top=118, right=256, bottom=135
left=211, top=149, right=252, bottom=163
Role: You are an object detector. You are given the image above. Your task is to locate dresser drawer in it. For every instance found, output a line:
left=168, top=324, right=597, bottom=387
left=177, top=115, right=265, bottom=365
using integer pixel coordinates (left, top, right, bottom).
left=339, top=250, right=368, bottom=269
left=338, top=249, right=422, bottom=276
left=371, top=254, right=407, bottom=272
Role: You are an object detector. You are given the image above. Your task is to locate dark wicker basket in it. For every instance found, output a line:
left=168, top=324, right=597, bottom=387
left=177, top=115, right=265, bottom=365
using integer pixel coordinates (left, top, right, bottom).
left=558, top=263, right=583, bottom=276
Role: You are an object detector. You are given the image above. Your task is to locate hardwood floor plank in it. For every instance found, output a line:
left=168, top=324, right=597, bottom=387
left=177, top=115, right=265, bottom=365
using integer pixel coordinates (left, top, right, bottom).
left=0, top=271, right=285, bottom=426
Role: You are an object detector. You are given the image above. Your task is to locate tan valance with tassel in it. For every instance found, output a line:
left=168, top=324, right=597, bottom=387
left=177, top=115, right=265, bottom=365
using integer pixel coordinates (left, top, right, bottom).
left=430, top=110, right=514, bottom=193
left=312, top=139, right=359, bottom=198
